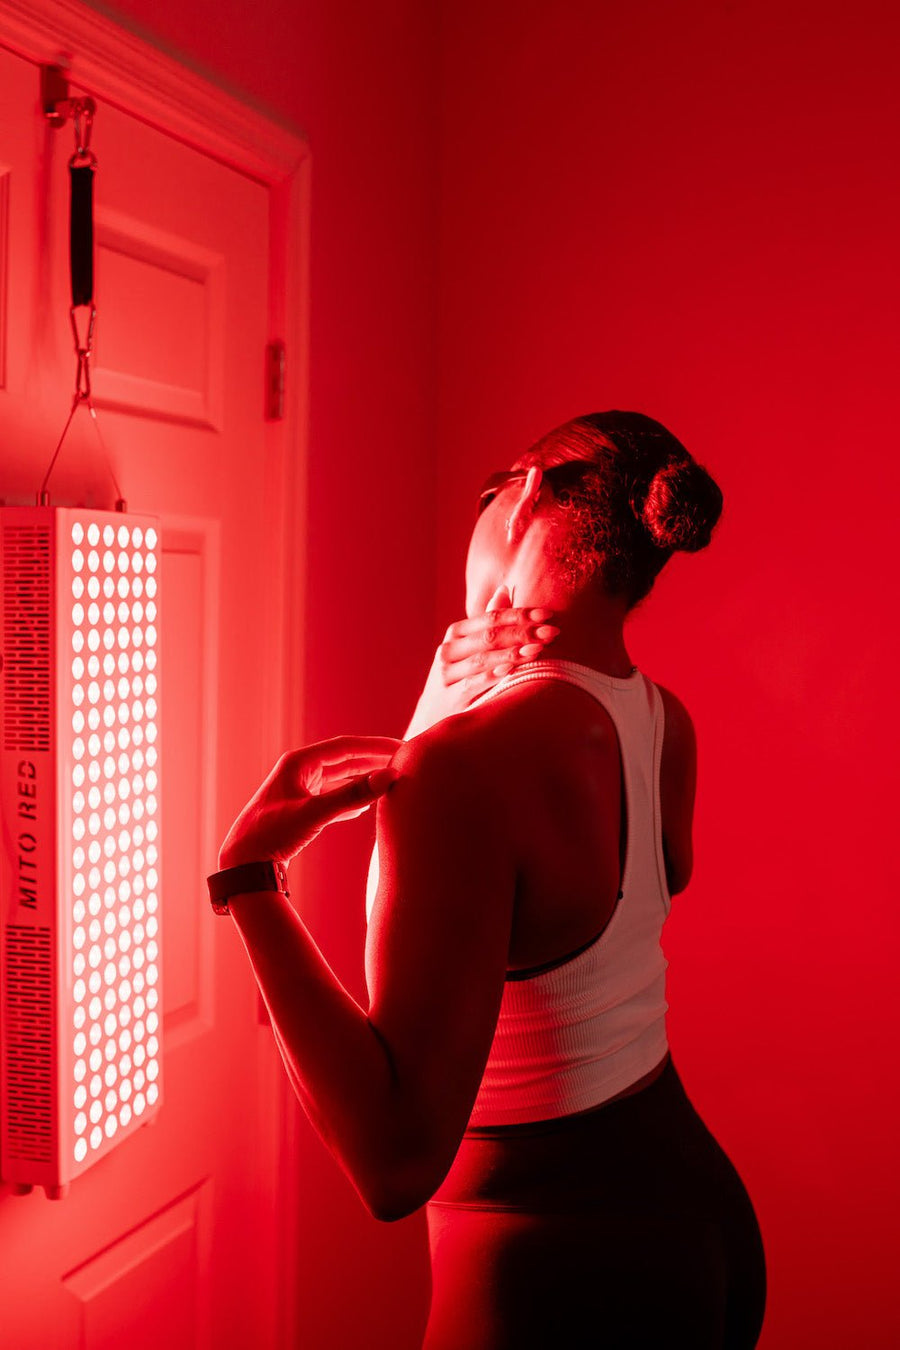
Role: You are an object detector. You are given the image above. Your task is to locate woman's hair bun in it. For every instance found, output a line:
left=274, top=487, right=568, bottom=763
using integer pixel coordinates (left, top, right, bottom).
left=640, top=459, right=723, bottom=553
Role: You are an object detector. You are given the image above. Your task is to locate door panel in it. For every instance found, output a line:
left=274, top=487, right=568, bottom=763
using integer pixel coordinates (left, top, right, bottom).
left=159, top=530, right=216, bottom=1040
left=61, top=1182, right=212, bottom=1350
left=93, top=214, right=225, bottom=428
left=0, top=36, right=284, bottom=1350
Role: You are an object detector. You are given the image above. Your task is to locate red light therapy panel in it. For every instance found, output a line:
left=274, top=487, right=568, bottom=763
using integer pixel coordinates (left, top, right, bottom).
left=0, top=506, right=161, bottom=1197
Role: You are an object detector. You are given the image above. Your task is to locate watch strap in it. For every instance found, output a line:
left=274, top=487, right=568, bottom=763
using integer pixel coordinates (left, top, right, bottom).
left=207, top=860, right=289, bottom=915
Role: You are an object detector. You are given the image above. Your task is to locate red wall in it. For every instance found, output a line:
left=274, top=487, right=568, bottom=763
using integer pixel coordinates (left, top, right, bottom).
left=437, top=3, right=900, bottom=1347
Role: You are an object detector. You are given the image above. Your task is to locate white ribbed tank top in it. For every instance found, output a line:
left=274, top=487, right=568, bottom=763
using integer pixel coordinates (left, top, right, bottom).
left=365, top=659, right=672, bottom=1127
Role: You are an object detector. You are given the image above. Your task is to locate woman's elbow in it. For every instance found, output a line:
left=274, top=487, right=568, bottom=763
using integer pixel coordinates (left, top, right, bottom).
left=667, top=866, right=692, bottom=896
left=367, top=1193, right=423, bottom=1224
left=357, top=1150, right=448, bottom=1223
left=362, top=1175, right=432, bottom=1224
left=663, top=840, right=693, bottom=896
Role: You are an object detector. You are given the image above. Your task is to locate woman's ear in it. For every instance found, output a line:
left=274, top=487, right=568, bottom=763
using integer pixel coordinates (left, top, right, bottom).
left=505, top=466, right=543, bottom=544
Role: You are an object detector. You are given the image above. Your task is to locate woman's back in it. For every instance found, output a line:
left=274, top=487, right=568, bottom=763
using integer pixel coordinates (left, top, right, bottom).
left=438, top=660, right=675, bottom=1126
left=451, top=660, right=693, bottom=973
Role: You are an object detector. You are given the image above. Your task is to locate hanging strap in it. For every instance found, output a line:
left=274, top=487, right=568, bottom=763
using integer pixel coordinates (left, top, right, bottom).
left=69, top=96, right=95, bottom=309
left=69, top=163, right=94, bottom=307
left=67, top=98, right=97, bottom=405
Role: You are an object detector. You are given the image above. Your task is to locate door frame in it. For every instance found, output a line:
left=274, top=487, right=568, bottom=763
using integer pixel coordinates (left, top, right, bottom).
left=0, top=3, right=310, bottom=1345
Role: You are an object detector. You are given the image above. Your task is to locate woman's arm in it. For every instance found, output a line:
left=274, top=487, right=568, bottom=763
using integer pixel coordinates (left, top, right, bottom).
left=227, top=889, right=401, bottom=1214
left=656, top=684, right=697, bottom=894
left=226, top=725, right=514, bottom=1222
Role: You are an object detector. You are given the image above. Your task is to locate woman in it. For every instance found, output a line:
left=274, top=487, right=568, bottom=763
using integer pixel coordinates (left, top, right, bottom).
left=211, top=411, right=766, bottom=1348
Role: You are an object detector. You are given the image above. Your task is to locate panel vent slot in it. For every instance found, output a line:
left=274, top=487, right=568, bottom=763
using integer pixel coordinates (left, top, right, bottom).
left=2, top=525, right=51, bottom=752
left=4, top=924, right=53, bottom=1161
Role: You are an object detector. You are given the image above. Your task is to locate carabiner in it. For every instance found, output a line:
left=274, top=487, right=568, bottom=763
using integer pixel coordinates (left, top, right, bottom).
left=70, top=98, right=97, bottom=168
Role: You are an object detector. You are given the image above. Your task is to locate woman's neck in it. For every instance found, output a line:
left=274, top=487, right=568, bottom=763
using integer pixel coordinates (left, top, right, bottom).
left=541, top=628, right=636, bottom=677
left=514, top=581, right=635, bottom=677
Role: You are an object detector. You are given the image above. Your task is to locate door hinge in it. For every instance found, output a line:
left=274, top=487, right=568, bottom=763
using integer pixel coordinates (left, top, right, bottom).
left=265, top=340, right=286, bottom=421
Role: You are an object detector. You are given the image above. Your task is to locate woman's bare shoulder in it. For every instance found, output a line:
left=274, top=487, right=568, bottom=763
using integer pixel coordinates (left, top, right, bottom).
left=468, top=677, right=619, bottom=738
left=386, top=703, right=499, bottom=807
left=390, top=682, right=601, bottom=813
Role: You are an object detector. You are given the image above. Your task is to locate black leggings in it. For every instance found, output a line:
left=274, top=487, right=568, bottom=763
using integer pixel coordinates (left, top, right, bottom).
left=424, top=1060, right=766, bottom=1349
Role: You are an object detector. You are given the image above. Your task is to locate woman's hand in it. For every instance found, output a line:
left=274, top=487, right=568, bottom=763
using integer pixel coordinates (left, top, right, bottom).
left=218, top=736, right=402, bottom=871
left=404, top=587, right=559, bottom=737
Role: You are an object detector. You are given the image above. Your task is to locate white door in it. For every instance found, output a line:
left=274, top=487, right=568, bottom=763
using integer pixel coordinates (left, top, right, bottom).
left=0, top=33, right=293, bottom=1349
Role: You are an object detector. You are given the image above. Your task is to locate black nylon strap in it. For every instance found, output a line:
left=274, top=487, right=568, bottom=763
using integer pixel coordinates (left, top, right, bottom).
left=69, top=164, right=94, bottom=308
left=207, top=860, right=290, bottom=915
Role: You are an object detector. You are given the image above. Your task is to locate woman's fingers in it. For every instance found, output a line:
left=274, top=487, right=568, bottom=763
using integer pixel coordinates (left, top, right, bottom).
left=313, top=751, right=397, bottom=783
left=441, top=653, right=531, bottom=687
left=286, top=738, right=399, bottom=780
left=301, top=766, right=402, bottom=830
left=441, top=626, right=554, bottom=666
left=443, top=607, right=555, bottom=644
left=296, top=735, right=402, bottom=766
left=440, top=610, right=559, bottom=685
left=219, top=739, right=404, bottom=868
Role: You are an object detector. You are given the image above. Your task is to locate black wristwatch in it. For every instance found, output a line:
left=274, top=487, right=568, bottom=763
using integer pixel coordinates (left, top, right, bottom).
left=207, top=860, right=290, bottom=915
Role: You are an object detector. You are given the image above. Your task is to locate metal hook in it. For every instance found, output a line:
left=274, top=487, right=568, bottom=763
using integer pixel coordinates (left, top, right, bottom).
left=42, top=65, right=97, bottom=165
left=69, top=306, right=96, bottom=403
left=70, top=99, right=97, bottom=167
